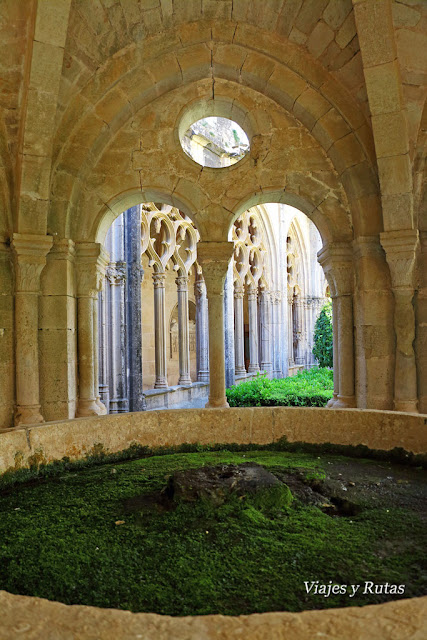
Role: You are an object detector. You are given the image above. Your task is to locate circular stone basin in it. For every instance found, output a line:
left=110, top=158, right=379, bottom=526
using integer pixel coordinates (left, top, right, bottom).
left=180, top=116, right=250, bottom=168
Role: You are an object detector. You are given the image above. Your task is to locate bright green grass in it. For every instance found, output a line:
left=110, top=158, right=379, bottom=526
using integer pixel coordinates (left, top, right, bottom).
left=0, top=450, right=425, bottom=616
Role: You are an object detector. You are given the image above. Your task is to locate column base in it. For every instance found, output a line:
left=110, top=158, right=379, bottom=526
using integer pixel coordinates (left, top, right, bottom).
left=248, top=365, right=260, bottom=374
left=15, top=404, right=44, bottom=427
left=178, top=376, right=192, bottom=386
left=76, top=399, right=103, bottom=417
left=205, top=397, right=230, bottom=409
left=154, top=379, right=168, bottom=389
left=197, top=371, right=210, bottom=383
left=334, top=395, right=356, bottom=409
left=96, top=397, right=108, bottom=415
left=394, top=400, right=418, bottom=413
left=272, top=369, right=282, bottom=379
left=235, top=367, right=246, bottom=376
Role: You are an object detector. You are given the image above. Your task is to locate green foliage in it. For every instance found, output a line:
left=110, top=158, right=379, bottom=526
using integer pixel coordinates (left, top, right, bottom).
left=0, top=450, right=425, bottom=616
left=226, top=368, right=334, bottom=407
left=312, top=302, right=333, bottom=368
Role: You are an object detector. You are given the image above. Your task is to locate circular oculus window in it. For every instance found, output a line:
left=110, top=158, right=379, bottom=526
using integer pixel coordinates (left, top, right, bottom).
left=180, top=116, right=250, bottom=168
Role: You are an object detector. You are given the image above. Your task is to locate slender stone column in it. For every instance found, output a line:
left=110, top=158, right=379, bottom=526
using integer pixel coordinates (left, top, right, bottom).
left=76, top=243, right=109, bottom=417
left=176, top=275, right=192, bottom=385
left=247, top=287, right=260, bottom=373
left=381, top=230, right=419, bottom=412
left=223, top=261, right=235, bottom=388
left=153, top=272, right=168, bottom=389
left=98, top=287, right=109, bottom=410
left=260, top=289, right=272, bottom=376
left=92, top=297, right=107, bottom=414
left=195, top=277, right=209, bottom=382
left=125, top=206, right=146, bottom=411
left=198, top=241, right=234, bottom=408
left=234, top=284, right=246, bottom=375
left=271, top=291, right=282, bottom=378
left=329, top=293, right=339, bottom=406
left=288, top=295, right=294, bottom=367
left=107, top=262, right=128, bottom=413
left=12, top=233, right=53, bottom=426
left=318, top=244, right=355, bottom=408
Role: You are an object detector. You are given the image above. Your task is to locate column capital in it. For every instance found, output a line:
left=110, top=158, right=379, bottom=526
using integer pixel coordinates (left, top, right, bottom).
left=106, top=262, right=127, bottom=285
left=247, top=287, right=258, bottom=302
left=317, top=242, right=353, bottom=296
left=175, top=274, right=189, bottom=291
left=380, top=229, right=419, bottom=290
left=271, top=290, right=282, bottom=304
left=12, top=233, right=53, bottom=293
left=152, top=272, right=166, bottom=288
left=234, top=283, right=245, bottom=299
left=352, top=235, right=384, bottom=261
left=197, top=241, right=234, bottom=297
left=194, top=277, right=206, bottom=300
left=75, top=242, right=109, bottom=297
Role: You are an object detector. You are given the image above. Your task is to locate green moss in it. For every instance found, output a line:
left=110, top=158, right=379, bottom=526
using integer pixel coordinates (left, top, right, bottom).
left=0, top=449, right=425, bottom=616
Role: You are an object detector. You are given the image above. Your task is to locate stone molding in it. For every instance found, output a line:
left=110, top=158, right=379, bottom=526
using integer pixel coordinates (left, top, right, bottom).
left=11, top=233, right=53, bottom=293
left=380, top=229, right=419, bottom=290
left=75, top=243, right=109, bottom=297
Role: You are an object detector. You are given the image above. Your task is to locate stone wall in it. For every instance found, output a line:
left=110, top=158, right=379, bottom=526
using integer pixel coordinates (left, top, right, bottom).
left=1, top=407, right=425, bottom=475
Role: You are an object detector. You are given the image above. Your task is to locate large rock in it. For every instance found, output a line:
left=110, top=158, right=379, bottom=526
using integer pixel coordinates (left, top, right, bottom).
left=166, top=462, right=291, bottom=508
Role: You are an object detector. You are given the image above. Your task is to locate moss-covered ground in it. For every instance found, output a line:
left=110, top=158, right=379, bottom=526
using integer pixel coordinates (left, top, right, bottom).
left=0, top=449, right=425, bottom=616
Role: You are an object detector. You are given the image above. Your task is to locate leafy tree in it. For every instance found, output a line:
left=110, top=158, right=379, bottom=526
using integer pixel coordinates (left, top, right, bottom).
left=312, top=301, right=333, bottom=368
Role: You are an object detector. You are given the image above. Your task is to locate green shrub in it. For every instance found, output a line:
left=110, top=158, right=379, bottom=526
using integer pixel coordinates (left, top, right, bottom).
left=312, top=301, right=333, bottom=368
left=226, top=368, right=333, bottom=407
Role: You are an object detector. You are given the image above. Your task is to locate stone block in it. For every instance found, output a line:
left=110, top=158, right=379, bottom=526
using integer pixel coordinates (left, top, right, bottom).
left=241, top=52, right=276, bottom=92
left=202, top=0, right=232, bottom=21
left=396, top=28, right=427, bottom=73
left=353, top=0, right=395, bottom=67
left=372, top=111, right=409, bottom=158
left=323, top=0, right=352, bottom=30
left=364, top=61, right=403, bottom=116
left=335, top=10, right=356, bottom=48
left=329, top=132, right=365, bottom=173
left=23, top=87, right=58, bottom=156
left=312, top=107, right=351, bottom=150
left=176, top=43, right=211, bottom=82
left=266, top=66, right=307, bottom=111
left=213, top=44, right=247, bottom=82
left=276, top=0, right=304, bottom=37
left=30, top=40, right=65, bottom=94
left=293, top=87, right=330, bottom=130
left=378, top=154, right=412, bottom=197
left=34, top=0, right=71, bottom=48
left=307, top=21, right=334, bottom=59
left=295, top=0, right=329, bottom=34
left=0, top=428, right=29, bottom=472
left=381, top=193, right=414, bottom=231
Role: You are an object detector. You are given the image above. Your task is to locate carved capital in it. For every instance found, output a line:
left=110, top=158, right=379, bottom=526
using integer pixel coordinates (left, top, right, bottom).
left=106, top=262, right=127, bottom=285
left=247, top=288, right=258, bottom=302
left=152, top=272, right=166, bottom=288
left=194, top=278, right=206, bottom=300
left=380, top=229, right=419, bottom=290
left=234, top=283, right=245, bottom=299
left=75, top=242, right=109, bottom=297
left=318, top=242, right=353, bottom=296
left=271, top=290, right=282, bottom=304
left=175, top=275, right=189, bottom=292
left=197, top=241, right=234, bottom=297
left=12, top=233, right=53, bottom=293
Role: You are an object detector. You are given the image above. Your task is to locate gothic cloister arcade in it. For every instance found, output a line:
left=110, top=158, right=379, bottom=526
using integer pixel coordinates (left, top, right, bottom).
left=0, top=0, right=426, bottom=430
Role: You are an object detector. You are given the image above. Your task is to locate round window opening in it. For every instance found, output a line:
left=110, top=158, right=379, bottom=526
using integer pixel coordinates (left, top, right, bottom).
left=180, top=117, right=250, bottom=168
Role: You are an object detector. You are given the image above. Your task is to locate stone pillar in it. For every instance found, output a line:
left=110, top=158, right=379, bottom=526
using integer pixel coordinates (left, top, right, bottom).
left=39, top=237, right=77, bottom=421
left=318, top=243, right=355, bottom=409
left=223, top=261, right=235, bottom=388
left=92, top=296, right=107, bottom=414
left=381, top=230, right=419, bottom=413
left=0, top=241, right=14, bottom=429
left=234, top=283, right=246, bottom=376
left=176, top=275, right=192, bottom=385
left=11, top=234, right=53, bottom=426
left=125, top=205, right=146, bottom=411
left=330, top=292, right=339, bottom=406
left=198, top=241, right=234, bottom=408
left=195, top=277, right=209, bottom=382
left=287, top=293, right=294, bottom=367
left=98, top=287, right=109, bottom=410
left=260, top=289, right=272, bottom=376
left=153, top=272, right=168, bottom=389
left=75, top=243, right=109, bottom=417
left=271, top=291, right=282, bottom=378
left=353, top=237, right=394, bottom=410
left=107, top=261, right=128, bottom=413
left=247, top=287, right=260, bottom=373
